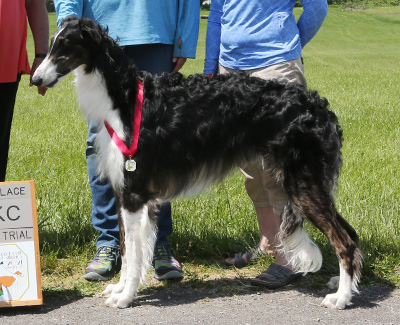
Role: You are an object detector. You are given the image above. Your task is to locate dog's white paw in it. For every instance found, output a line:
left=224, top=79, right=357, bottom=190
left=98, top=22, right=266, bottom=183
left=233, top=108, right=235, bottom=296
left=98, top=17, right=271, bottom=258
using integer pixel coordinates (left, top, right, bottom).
left=116, top=294, right=135, bottom=309
left=101, top=284, right=115, bottom=297
left=102, top=282, right=125, bottom=298
left=321, top=292, right=351, bottom=309
left=327, top=276, right=340, bottom=290
left=105, top=293, right=135, bottom=309
left=105, top=294, right=120, bottom=308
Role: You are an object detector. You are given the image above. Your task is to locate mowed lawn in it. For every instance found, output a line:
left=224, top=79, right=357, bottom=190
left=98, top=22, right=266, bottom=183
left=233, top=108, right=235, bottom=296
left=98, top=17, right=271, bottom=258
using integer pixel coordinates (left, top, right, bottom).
left=7, top=7, right=400, bottom=295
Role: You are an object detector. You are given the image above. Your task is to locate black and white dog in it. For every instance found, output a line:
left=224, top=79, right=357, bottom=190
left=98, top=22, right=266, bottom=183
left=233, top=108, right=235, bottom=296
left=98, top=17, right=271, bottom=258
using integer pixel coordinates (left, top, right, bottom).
left=33, top=17, right=362, bottom=309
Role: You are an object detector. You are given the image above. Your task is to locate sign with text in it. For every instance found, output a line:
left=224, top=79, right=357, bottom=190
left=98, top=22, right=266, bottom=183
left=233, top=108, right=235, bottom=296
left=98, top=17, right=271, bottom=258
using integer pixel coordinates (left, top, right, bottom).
left=0, top=181, right=42, bottom=307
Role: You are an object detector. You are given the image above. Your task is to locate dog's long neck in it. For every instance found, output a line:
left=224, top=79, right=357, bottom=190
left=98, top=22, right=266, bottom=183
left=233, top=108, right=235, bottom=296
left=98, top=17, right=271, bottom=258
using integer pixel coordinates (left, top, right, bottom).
left=74, top=67, right=117, bottom=124
left=76, top=34, right=140, bottom=129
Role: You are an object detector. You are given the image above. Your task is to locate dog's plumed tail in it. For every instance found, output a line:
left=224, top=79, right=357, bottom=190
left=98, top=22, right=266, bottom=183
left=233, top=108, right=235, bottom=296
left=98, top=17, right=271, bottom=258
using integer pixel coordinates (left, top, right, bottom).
left=278, top=220, right=322, bottom=274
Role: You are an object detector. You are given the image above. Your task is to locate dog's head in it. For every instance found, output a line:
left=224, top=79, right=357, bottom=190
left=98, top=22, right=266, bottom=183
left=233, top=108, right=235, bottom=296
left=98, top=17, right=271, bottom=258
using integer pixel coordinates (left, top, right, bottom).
left=32, top=16, right=103, bottom=88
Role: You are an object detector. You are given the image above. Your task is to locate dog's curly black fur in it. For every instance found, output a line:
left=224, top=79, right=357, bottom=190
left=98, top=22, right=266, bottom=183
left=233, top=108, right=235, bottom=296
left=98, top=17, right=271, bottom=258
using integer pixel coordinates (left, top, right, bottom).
left=33, top=17, right=362, bottom=309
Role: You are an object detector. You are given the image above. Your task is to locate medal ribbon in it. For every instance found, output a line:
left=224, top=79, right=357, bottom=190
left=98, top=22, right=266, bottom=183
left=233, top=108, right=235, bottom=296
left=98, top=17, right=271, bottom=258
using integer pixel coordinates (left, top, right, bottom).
left=104, top=80, right=143, bottom=157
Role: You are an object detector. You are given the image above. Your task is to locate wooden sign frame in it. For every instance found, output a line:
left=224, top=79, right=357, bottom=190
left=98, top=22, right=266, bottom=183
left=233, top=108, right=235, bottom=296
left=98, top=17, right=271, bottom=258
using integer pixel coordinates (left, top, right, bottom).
left=0, top=180, right=42, bottom=307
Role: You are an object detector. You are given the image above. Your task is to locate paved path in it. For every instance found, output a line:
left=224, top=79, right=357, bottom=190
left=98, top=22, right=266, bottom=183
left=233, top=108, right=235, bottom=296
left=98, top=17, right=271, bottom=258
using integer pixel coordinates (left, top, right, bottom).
left=1, top=285, right=399, bottom=324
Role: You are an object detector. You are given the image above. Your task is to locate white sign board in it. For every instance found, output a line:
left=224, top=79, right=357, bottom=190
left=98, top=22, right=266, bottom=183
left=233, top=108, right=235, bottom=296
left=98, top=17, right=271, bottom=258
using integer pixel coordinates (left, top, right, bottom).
left=0, top=181, right=42, bottom=307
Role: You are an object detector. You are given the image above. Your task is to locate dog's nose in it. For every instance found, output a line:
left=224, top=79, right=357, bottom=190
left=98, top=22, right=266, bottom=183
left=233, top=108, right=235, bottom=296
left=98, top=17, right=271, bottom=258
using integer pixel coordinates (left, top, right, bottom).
left=31, top=77, right=43, bottom=86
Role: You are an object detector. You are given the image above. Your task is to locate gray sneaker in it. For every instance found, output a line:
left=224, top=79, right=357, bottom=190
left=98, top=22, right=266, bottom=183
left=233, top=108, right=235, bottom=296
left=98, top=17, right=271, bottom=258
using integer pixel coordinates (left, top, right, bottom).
left=83, top=246, right=121, bottom=281
left=153, top=245, right=183, bottom=281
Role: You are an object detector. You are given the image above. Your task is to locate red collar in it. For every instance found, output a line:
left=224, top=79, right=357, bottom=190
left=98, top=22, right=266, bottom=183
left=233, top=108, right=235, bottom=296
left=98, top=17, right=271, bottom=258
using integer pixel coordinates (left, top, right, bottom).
left=104, top=80, right=143, bottom=158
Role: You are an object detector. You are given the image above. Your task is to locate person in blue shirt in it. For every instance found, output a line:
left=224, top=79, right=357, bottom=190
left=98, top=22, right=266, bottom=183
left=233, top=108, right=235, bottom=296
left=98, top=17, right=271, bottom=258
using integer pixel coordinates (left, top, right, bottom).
left=205, top=0, right=328, bottom=288
left=55, top=0, right=199, bottom=282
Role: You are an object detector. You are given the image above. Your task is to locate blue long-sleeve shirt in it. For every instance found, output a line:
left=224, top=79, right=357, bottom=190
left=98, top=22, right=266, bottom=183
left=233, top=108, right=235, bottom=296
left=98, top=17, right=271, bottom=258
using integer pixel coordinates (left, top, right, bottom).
left=204, top=0, right=328, bottom=74
left=55, top=0, right=199, bottom=58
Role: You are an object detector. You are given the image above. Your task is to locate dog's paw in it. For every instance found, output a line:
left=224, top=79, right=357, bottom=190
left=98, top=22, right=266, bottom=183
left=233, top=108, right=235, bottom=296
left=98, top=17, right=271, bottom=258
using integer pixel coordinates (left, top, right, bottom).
left=321, top=292, right=351, bottom=309
left=102, top=282, right=126, bottom=297
left=115, top=294, right=135, bottom=309
left=327, top=275, right=340, bottom=289
left=105, top=293, right=135, bottom=309
left=104, top=294, right=120, bottom=308
left=101, top=284, right=115, bottom=297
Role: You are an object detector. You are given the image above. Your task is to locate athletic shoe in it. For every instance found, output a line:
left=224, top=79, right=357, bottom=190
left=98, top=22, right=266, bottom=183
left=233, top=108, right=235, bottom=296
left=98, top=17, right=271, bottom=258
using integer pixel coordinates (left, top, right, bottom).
left=83, top=246, right=121, bottom=281
left=153, top=244, right=183, bottom=281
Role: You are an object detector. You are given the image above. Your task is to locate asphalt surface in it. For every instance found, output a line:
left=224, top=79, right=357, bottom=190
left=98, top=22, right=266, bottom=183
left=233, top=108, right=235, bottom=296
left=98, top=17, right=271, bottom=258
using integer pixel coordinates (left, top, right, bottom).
left=1, top=284, right=399, bottom=324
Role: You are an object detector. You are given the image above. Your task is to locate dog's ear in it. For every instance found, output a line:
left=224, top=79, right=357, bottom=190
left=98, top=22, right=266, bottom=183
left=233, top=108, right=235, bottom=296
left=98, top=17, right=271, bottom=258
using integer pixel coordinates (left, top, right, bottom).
left=60, top=15, right=79, bottom=28
left=79, top=18, right=102, bottom=45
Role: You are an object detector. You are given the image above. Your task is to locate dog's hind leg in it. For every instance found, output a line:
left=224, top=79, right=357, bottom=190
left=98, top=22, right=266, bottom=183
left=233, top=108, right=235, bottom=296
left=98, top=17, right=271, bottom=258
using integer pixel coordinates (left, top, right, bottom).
left=280, top=182, right=362, bottom=309
left=304, top=203, right=361, bottom=309
left=278, top=150, right=362, bottom=309
left=319, top=211, right=363, bottom=309
left=104, top=204, right=157, bottom=308
left=300, top=197, right=361, bottom=308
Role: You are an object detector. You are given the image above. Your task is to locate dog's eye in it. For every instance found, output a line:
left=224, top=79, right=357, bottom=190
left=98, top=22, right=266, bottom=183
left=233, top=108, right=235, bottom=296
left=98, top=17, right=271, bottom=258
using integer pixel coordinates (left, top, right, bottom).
left=59, top=38, right=70, bottom=47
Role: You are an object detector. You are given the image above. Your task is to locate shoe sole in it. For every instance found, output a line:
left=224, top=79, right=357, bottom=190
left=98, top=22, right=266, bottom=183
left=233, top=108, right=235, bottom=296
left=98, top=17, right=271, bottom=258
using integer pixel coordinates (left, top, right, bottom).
left=250, top=273, right=302, bottom=289
left=83, top=272, right=114, bottom=281
left=154, top=270, right=184, bottom=281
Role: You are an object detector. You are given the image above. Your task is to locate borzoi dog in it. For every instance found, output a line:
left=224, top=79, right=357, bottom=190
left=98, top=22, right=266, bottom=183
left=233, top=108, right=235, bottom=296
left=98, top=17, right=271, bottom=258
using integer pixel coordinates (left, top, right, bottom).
left=32, top=17, right=362, bottom=309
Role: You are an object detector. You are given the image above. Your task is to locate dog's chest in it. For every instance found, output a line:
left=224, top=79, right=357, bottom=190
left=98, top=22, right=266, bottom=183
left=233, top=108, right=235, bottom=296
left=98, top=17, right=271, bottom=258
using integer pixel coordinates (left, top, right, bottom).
left=96, top=126, right=125, bottom=189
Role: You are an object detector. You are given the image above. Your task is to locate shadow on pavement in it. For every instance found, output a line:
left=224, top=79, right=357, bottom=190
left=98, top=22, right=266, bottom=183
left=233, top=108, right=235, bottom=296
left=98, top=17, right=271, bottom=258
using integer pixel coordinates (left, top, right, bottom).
left=0, top=278, right=395, bottom=312
left=134, top=276, right=396, bottom=310
left=0, top=290, right=85, bottom=315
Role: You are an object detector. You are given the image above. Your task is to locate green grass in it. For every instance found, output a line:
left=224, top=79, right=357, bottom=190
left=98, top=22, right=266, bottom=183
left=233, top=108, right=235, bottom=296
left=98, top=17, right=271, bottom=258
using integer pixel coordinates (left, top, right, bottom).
left=7, top=7, right=400, bottom=295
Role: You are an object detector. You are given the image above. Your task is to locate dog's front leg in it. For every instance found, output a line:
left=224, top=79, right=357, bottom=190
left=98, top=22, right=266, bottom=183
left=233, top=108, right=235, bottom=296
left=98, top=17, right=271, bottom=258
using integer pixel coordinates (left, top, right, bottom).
left=105, top=204, right=156, bottom=308
left=102, top=200, right=127, bottom=298
left=101, top=254, right=127, bottom=298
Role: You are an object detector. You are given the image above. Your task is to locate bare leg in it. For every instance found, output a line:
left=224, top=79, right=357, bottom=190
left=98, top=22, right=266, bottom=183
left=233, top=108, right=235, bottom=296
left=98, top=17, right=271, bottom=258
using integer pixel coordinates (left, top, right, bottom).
left=255, top=206, right=295, bottom=271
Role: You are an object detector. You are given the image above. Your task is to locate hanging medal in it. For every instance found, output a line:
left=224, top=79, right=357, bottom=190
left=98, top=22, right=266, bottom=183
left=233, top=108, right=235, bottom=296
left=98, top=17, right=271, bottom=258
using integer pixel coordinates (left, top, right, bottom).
left=125, top=157, right=137, bottom=172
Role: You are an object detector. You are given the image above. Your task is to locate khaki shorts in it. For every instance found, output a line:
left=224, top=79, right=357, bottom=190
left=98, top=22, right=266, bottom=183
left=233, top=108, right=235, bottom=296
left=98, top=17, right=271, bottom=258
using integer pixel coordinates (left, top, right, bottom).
left=219, top=57, right=307, bottom=215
